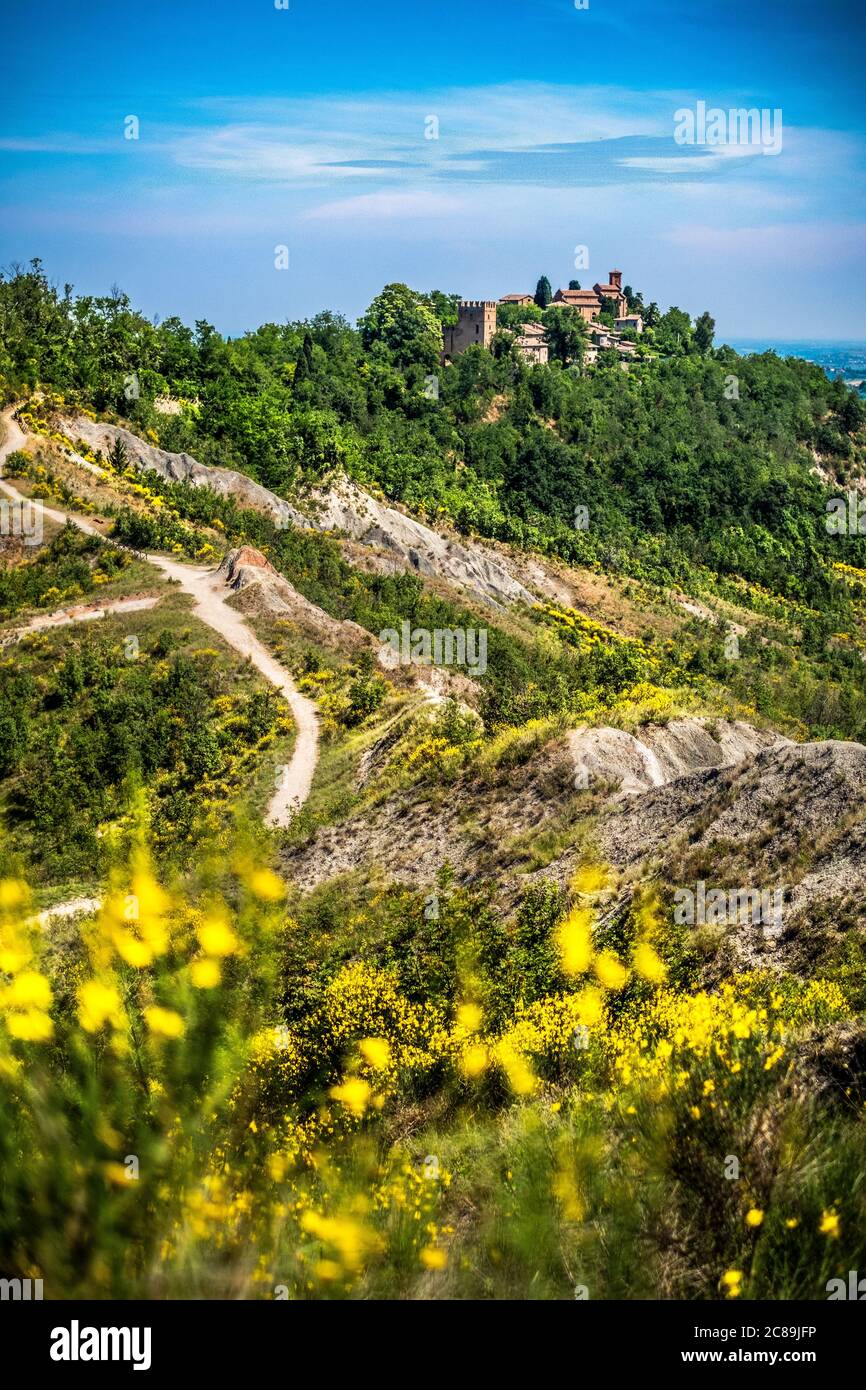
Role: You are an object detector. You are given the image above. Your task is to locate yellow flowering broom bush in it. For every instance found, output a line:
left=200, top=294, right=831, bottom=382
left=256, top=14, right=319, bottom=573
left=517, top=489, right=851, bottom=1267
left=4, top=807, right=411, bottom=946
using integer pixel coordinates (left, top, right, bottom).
left=2, top=827, right=866, bottom=1300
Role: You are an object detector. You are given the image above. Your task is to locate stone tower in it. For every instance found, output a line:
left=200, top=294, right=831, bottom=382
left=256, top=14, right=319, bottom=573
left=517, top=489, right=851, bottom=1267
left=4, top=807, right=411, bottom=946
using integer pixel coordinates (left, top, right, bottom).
left=443, top=301, right=497, bottom=357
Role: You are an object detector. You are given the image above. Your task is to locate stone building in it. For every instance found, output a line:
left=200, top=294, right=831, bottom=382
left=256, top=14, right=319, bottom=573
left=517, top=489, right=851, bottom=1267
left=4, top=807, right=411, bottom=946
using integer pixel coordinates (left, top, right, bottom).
left=514, top=321, right=549, bottom=364
left=443, top=301, right=497, bottom=356
left=592, top=270, right=628, bottom=320
left=551, top=287, right=602, bottom=321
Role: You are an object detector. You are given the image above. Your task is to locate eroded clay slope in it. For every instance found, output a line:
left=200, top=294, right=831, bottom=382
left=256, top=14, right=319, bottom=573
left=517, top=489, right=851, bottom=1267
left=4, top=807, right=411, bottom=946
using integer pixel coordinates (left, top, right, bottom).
left=61, top=416, right=535, bottom=608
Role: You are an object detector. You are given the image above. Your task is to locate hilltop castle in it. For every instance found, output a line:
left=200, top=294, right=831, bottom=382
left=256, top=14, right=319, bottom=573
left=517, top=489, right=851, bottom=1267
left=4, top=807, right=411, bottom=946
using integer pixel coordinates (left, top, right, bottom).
left=442, top=271, right=642, bottom=366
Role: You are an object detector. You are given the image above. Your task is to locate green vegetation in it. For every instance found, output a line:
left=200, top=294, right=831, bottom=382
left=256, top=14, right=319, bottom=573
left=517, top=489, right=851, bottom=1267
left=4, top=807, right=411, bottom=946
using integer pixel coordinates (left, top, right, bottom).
left=2, top=846, right=864, bottom=1300
left=3, top=260, right=866, bottom=1303
left=0, top=583, right=292, bottom=885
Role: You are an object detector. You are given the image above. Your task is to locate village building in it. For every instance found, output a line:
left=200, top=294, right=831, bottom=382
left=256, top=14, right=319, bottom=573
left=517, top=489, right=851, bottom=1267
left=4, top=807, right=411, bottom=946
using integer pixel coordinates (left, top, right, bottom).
left=514, top=321, right=549, bottom=364
left=444, top=272, right=634, bottom=367
left=551, top=287, right=602, bottom=322
left=443, top=300, right=549, bottom=365
left=588, top=321, right=638, bottom=363
left=592, top=269, right=628, bottom=320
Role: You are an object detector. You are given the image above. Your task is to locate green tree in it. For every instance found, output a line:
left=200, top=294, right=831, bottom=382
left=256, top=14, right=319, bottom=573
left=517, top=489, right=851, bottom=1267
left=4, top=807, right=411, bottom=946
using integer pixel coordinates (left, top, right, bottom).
left=542, top=306, right=586, bottom=365
left=497, top=302, right=542, bottom=331
left=694, top=311, right=716, bottom=354
left=624, top=285, right=645, bottom=314
left=108, top=437, right=129, bottom=472
left=656, top=306, right=693, bottom=353
left=358, top=283, right=442, bottom=371
left=534, top=276, right=553, bottom=309
left=425, top=290, right=462, bottom=328
left=291, top=331, right=315, bottom=391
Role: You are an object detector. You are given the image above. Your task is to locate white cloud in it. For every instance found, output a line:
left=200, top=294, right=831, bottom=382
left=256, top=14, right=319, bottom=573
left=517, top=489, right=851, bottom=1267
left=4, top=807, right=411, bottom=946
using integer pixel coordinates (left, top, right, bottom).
left=303, top=190, right=465, bottom=222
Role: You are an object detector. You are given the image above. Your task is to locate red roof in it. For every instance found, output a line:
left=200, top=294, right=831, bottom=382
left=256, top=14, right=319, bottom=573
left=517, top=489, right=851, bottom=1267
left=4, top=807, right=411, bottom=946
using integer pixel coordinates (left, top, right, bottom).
left=554, top=289, right=600, bottom=303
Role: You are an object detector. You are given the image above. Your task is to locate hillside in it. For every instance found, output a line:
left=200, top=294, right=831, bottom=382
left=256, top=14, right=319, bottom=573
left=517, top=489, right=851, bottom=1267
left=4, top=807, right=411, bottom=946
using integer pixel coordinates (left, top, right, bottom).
left=2, top=263, right=866, bottom=1302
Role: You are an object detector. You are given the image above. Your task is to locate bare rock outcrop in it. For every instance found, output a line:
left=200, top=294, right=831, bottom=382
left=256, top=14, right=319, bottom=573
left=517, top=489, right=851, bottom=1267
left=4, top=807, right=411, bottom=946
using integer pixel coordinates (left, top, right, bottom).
left=217, top=546, right=376, bottom=651
left=282, top=715, right=866, bottom=983
left=62, top=416, right=308, bottom=530
left=61, top=417, right=535, bottom=608
left=217, top=546, right=480, bottom=705
left=569, top=718, right=787, bottom=797
left=302, top=476, right=534, bottom=607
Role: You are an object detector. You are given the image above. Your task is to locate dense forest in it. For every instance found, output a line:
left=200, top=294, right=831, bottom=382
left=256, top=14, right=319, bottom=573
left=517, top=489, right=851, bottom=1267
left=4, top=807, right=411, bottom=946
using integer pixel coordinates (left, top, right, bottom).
left=2, top=258, right=864, bottom=612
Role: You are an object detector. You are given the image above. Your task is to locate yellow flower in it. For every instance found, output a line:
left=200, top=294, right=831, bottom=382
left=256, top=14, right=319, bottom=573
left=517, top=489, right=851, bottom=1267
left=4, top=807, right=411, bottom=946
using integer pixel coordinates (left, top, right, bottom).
left=571, top=864, right=608, bottom=894
left=359, top=1037, right=391, bottom=1070
left=78, top=979, right=122, bottom=1033
left=556, top=906, right=593, bottom=976
left=721, top=1269, right=742, bottom=1298
left=633, top=941, right=667, bottom=983
left=111, top=931, right=154, bottom=968
left=301, top=1209, right=382, bottom=1272
left=103, top=1162, right=132, bottom=1185
left=575, top=985, right=604, bottom=1027
left=0, top=946, right=30, bottom=974
left=745, top=1208, right=764, bottom=1228
left=191, top=958, right=221, bottom=989
left=461, top=1043, right=488, bottom=1078
left=4, top=970, right=52, bottom=1010
left=785, top=1217, right=799, bottom=1229
left=329, top=1077, right=371, bottom=1117
left=197, top=917, right=239, bottom=958
left=819, top=1209, right=840, bottom=1239
left=420, top=1246, right=447, bottom=1270
left=131, top=870, right=168, bottom=913
left=247, top=869, right=286, bottom=902
left=0, top=879, right=28, bottom=909
left=594, top=951, right=628, bottom=991
left=6, top=1009, right=53, bottom=1041
left=498, top=1044, right=537, bottom=1096
left=456, top=1002, right=482, bottom=1032
left=144, top=1006, right=185, bottom=1039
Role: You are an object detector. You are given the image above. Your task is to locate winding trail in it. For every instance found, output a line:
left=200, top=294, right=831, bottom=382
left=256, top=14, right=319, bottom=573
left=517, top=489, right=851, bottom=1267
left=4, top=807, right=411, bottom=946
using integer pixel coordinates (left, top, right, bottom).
left=1, top=594, right=161, bottom=646
left=1, top=406, right=318, bottom=827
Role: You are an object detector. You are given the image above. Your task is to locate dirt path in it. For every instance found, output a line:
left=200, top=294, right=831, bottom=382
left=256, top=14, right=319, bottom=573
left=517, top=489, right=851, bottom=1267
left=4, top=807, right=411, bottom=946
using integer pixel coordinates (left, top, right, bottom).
left=31, top=897, right=103, bottom=928
left=1, top=406, right=318, bottom=827
left=1, top=594, right=161, bottom=646
left=149, top=553, right=319, bottom=824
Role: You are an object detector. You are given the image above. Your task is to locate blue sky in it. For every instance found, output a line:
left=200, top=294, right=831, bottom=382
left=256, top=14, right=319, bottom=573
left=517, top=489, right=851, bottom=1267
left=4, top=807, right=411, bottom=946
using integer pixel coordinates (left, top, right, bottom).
left=2, top=0, right=865, bottom=339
